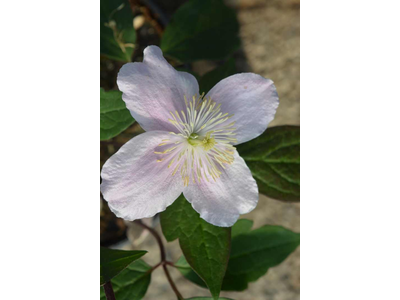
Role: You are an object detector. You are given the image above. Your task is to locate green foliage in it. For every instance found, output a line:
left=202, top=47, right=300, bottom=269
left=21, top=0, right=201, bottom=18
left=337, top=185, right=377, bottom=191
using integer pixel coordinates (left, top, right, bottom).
left=100, top=0, right=136, bottom=62
left=100, top=88, right=135, bottom=140
left=100, top=247, right=147, bottom=285
left=176, top=220, right=300, bottom=291
left=237, top=126, right=300, bottom=201
left=100, top=259, right=151, bottom=299
left=160, top=195, right=231, bottom=300
left=222, top=223, right=300, bottom=290
left=161, top=0, right=240, bottom=62
left=230, top=219, right=253, bottom=238
left=175, top=256, right=206, bottom=287
left=199, top=58, right=236, bottom=94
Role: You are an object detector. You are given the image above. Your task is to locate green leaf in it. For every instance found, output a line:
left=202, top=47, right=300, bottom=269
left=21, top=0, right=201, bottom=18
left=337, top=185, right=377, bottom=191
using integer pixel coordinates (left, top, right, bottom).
left=199, top=58, right=236, bottom=94
left=100, top=88, right=135, bottom=140
left=100, top=0, right=136, bottom=62
left=176, top=221, right=300, bottom=291
left=222, top=224, right=300, bottom=291
left=231, top=219, right=253, bottom=238
left=237, top=126, right=300, bottom=201
left=100, top=259, right=151, bottom=299
left=100, top=247, right=147, bottom=285
left=161, top=0, right=240, bottom=62
left=175, top=256, right=206, bottom=287
left=160, top=195, right=231, bottom=300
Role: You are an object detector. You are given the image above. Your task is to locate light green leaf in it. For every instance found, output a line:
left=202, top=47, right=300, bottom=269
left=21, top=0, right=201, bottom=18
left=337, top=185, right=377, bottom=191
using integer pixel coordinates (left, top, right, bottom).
left=160, top=195, right=231, bottom=300
left=100, top=247, right=147, bottom=285
left=100, top=0, right=136, bottom=62
left=100, top=259, right=151, bottom=299
left=199, top=58, right=236, bottom=94
left=100, top=88, right=135, bottom=140
left=176, top=221, right=300, bottom=291
left=161, top=0, right=240, bottom=62
left=237, top=125, right=300, bottom=201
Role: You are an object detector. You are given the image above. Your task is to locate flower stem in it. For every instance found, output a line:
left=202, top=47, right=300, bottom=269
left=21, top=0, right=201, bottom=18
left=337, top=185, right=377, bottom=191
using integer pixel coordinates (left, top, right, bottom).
left=134, top=220, right=184, bottom=300
left=103, top=281, right=116, bottom=300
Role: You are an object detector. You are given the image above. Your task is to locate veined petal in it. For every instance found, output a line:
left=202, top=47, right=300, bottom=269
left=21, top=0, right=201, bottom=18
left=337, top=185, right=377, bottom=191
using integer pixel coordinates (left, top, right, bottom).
left=183, top=151, right=258, bottom=227
left=117, top=46, right=199, bottom=132
left=205, top=73, right=279, bottom=145
left=101, top=131, right=184, bottom=220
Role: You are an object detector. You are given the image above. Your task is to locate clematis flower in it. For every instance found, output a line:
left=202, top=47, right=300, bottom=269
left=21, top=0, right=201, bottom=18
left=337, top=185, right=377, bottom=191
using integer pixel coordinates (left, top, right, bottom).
left=100, top=46, right=279, bottom=227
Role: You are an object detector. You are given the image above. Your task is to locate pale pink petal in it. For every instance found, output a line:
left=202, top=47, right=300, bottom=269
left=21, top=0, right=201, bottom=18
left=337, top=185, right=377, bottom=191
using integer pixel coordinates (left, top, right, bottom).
left=117, top=46, right=199, bottom=132
left=101, top=131, right=185, bottom=220
left=206, top=73, right=279, bottom=145
left=183, top=152, right=258, bottom=227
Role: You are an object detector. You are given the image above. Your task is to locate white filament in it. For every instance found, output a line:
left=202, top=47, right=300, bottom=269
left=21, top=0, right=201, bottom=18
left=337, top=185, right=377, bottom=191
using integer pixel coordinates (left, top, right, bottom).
left=154, top=94, right=237, bottom=186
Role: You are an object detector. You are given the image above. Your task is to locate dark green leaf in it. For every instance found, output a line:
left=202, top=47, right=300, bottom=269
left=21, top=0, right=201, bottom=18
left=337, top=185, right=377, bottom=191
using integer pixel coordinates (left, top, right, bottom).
left=160, top=195, right=231, bottom=300
left=237, top=126, right=300, bottom=201
left=100, top=259, right=151, bottom=299
left=175, top=256, right=206, bottom=287
left=100, top=247, right=147, bottom=285
left=199, top=58, right=236, bottom=94
left=231, top=219, right=253, bottom=238
left=100, top=88, right=135, bottom=140
left=222, top=224, right=300, bottom=291
left=176, top=222, right=300, bottom=291
left=161, top=0, right=240, bottom=62
left=100, top=0, right=136, bottom=62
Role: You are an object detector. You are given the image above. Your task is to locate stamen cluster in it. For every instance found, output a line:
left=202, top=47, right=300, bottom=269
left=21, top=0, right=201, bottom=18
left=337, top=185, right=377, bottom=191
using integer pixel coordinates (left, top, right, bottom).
left=155, top=94, right=237, bottom=185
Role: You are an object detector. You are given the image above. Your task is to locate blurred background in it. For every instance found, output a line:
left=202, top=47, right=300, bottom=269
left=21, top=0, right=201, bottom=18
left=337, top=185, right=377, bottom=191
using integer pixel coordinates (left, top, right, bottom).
left=101, top=0, right=299, bottom=299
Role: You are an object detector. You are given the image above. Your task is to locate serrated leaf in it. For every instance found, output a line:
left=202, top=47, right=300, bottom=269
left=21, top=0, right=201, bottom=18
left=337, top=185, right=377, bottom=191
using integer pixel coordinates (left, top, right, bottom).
left=161, top=0, right=240, bottom=62
left=237, top=126, right=300, bottom=201
left=100, top=88, right=135, bottom=140
left=199, top=58, right=236, bottom=94
left=100, top=0, right=136, bottom=62
left=176, top=221, right=300, bottom=291
left=100, top=259, right=151, bottom=299
left=100, top=247, right=147, bottom=285
left=160, top=195, right=231, bottom=300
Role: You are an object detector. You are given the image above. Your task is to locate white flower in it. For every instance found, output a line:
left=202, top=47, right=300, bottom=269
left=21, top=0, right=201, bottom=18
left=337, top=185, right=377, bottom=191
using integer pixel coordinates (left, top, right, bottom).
left=100, top=46, right=279, bottom=227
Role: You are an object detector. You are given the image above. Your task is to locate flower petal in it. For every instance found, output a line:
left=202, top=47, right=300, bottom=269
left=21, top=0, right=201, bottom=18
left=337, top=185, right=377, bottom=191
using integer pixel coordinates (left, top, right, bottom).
left=101, top=131, right=184, bottom=220
left=183, top=151, right=258, bottom=227
left=117, top=46, right=199, bottom=132
left=206, top=73, right=279, bottom=145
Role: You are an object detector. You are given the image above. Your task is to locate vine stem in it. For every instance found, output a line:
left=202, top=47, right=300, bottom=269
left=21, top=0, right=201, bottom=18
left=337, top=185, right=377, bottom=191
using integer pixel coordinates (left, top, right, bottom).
left=134, top=220, right=184, bottom=300
left=103, top=281, right=116, bottom=300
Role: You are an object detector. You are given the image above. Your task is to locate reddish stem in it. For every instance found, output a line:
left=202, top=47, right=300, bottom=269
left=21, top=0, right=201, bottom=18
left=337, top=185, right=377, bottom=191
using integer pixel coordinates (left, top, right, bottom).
left=134, top=220, right=184, bottom=300
left=103, top=281, right=116, bottom=300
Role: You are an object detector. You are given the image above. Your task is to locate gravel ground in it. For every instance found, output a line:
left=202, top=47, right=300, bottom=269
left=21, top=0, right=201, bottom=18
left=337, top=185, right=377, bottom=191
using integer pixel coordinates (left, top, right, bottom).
left=117, top=0, right=300, bottom=299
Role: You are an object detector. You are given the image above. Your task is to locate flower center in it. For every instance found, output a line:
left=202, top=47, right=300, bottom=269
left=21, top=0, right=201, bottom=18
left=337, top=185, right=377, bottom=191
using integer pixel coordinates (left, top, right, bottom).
left=187, top=132, right=216, bottom=151
left=155, top=94, right=237, bottom=186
